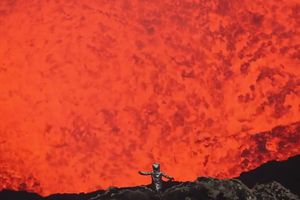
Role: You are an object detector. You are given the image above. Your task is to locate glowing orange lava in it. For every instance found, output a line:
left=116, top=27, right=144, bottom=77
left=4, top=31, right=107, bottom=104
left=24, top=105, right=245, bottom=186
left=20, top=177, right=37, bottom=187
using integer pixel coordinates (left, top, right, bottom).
left=0, top=0, right=299, bottom=196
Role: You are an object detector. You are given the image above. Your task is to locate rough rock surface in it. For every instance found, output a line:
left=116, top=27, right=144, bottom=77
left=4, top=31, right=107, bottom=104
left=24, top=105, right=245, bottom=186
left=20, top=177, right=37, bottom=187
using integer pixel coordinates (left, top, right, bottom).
left=253, top=182, right=299, bottom=200
left=87, top=177, right=299, bottom=200
left=0, top=177, right=299, bottom=200
left=238, top=155, right=300, bottom=197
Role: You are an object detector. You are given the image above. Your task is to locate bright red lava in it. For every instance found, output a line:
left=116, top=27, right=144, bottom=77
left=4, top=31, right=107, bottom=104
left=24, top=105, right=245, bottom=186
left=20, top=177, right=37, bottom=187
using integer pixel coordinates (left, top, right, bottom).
left=0, top=0, right=299, bottom=196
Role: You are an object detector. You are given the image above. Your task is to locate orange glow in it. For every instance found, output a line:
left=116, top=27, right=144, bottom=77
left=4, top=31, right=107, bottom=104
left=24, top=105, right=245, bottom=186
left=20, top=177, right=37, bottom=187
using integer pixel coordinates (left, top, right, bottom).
left=0, top=0, right=300, bottom=196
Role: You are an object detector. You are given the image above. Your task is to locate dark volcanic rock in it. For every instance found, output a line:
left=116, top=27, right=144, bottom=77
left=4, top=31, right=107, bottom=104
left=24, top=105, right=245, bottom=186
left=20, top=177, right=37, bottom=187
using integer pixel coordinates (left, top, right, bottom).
left=87, top=177, right=299, bottom=200
left=253, top=182, right=299, bottom=200
left=238, top=155, right=300, bottom=197
left=161, top=177, right=256, bottom=200
left=0, top=189, right=41, bottom=200
left=0, top=178, right=299, bottom=200
left=88, top=186, right=159, bottom=200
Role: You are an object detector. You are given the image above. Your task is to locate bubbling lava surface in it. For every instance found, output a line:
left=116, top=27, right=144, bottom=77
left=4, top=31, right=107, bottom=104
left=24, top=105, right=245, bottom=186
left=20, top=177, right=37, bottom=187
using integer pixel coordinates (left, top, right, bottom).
left=0, top=0, right=300, bottom=196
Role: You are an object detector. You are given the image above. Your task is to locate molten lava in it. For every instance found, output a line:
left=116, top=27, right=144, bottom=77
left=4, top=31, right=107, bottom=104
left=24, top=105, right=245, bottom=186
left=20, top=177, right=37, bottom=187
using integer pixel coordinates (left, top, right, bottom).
left=0, top=0, right=299, bottom=196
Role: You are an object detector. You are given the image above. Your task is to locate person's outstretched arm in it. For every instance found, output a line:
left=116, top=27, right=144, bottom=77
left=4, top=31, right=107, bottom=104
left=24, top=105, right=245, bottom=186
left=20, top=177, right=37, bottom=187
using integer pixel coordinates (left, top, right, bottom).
left=138, top=171, right=152, bottom=175
left=162, top=172, right=174, bottom=180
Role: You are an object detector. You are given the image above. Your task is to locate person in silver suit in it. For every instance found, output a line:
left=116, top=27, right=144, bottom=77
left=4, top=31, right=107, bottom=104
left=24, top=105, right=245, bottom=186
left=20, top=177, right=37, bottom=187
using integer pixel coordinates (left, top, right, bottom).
left=138, top=163, right=174, bottom=193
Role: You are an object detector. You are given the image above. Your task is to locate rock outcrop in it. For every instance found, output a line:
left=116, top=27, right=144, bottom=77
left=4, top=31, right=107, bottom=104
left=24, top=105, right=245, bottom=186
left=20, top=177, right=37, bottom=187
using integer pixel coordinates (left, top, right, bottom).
left=87, top=177, right=299, bottom=200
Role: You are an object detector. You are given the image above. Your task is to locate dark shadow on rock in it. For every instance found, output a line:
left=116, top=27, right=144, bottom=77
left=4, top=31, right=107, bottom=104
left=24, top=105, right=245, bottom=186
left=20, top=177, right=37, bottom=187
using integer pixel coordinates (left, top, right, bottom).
left=238, top=155, right=300, bottom=197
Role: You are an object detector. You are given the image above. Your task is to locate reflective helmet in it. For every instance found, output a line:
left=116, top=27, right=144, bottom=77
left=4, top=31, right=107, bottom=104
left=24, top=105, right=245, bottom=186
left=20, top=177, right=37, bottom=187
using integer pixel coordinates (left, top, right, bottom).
left=152, top=163, right=160, bottom=171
